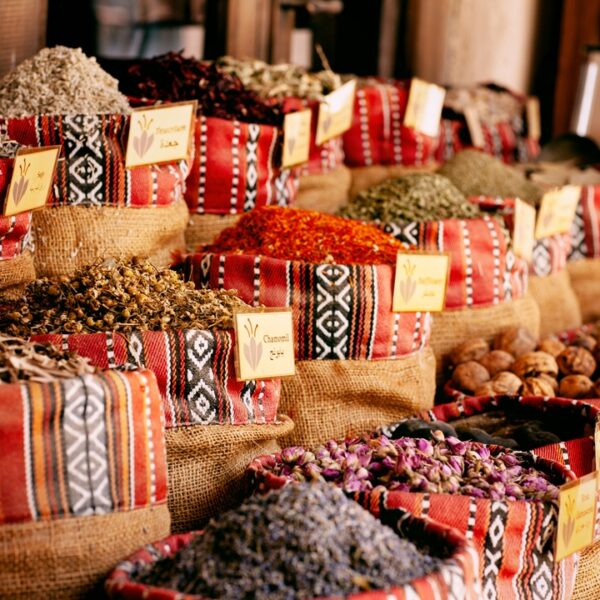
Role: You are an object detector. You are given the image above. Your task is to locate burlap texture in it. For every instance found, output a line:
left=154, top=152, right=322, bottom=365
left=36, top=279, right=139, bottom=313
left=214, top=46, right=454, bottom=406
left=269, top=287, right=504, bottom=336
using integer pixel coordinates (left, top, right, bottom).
left=32, top=200, right=189, bottom=277
left=568, top=258, right=600, bottom=324
left=184, top=213, right=241, bottom=251
left=572, top=541, right=600, bottom=600
left=0, top=504, right=170, bottom=600
left=0, top=251, right=35, bottom=295
left=279, top=348, right=436, bottom=448
left=166, top=416, right=294, bottom=533
left=430, top=293, right=541, bottom=382
left=528, top=270, right=582, bottom=338
left=295, top=165, right=352, bottom=213
left=349, top=163, right=439, bottom=198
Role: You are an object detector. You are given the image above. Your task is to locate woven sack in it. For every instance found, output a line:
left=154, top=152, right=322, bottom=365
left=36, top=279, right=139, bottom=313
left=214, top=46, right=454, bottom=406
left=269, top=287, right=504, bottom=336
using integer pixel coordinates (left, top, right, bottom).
left=105, top=511, right=481, bottom=600
left=185, top=213, right=240, bottom=249
left=0, top=369, right=170, bottom=600
left=31, top=329, right=285, bottom=533
left=295, top=165, right=352, bottom=213
left=179, top=252, right=436, bottom=447
left=568, top=258, right=600, bottom=323
left=0, top=251, right=35, bottom=298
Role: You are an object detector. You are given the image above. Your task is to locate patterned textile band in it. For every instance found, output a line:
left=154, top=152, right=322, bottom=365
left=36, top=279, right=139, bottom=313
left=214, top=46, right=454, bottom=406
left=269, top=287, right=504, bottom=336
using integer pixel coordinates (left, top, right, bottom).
left=570, top=184, right=600, bottom=261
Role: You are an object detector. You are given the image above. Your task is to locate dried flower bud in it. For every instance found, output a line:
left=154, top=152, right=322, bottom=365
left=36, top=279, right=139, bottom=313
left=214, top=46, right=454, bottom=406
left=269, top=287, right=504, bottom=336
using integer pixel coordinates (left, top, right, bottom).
left=558, top=375, right=595, bottom=399
left=493, top=327, right=536, bottom=357
left=479, top=350, right=515, bottom=376
left=452, top=361, right=490, bottom=393
left=449, top=338, right=489, bottom=366
left=557, top=346, right=596, bottom=377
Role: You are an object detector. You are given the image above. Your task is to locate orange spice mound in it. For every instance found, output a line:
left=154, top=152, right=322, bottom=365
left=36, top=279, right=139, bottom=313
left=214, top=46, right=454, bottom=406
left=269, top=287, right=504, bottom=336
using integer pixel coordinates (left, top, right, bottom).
left=202, top=206, right=407, bottom=265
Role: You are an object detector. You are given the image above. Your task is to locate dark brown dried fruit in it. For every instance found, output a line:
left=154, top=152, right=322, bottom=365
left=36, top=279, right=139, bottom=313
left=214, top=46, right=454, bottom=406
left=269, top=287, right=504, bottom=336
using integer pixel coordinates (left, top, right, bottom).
left=570, top=333, right=597, bottom=352
left=512, top=352, right=559, bottom=379
left=557, top=346, right=596, bottom=377
left=558, top=375, right=595, bottom=399
left=449, top=338, right=489, bottom=366
left=493, top=327, right=537, bottom=357
left=479, top=350, right=514, bottom=376
left=452, top=361, right=490, bottom=394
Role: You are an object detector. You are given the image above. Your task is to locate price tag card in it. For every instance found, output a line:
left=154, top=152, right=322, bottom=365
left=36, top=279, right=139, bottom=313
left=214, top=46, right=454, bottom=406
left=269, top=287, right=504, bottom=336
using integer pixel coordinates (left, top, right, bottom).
left=315, top=80, right=356, bottom=145
left=526, top=96, right=541, bottom=141
left=282, top=109, right=312, bottom=168
left=403, top=78, right=445, bottom=138
left=513, top=198, right=536, bottom=262
left=233, top=308, right=296, bottom=381
left=393, top=252, right=450, bottom=313
left=535, top=185, right=580, bottom=239
left=464, top=105, right=485, bottom=148
left=555, top=471, right=599, bottom=562
left=125, top=100, right=196, bottom=168
left=3, top=146, right=61, bottom=217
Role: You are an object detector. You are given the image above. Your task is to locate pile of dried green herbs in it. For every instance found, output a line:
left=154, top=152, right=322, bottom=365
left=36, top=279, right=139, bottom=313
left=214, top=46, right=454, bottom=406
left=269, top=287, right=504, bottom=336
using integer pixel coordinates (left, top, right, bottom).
left=0, top=257, right=249, bottom=336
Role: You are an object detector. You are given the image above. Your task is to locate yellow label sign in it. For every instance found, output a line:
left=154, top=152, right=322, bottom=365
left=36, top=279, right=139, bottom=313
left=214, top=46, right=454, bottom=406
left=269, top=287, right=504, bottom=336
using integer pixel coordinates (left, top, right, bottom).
left=526, top=96, right=541, bottom=141
left=234, top=308, right=296, bottom=381
left=555, top=471, right=598, bottom=562
left=315, top=80, right=357, bottom=145
left=282, top=109, right=312, bottom=168
left=464, top=105, right=485, bottom=149
left=535, top=185, right=580, bottom=239
left=3, top=146, right=61, bottom=217
left=125, top=100, right=196, bottom=168
left=393, top=252, right=450, bottom=313
left=513, top=198, right=537, bottom=262
left=403, top=78, right=445, bottom=138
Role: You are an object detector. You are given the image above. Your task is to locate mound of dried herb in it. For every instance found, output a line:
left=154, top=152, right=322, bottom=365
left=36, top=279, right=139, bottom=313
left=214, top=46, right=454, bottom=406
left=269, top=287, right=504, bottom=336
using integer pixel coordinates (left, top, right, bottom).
left=203, top=206, right=407, bottom=265
left=0, top=257, right=249, bottom=336
left=0, top=46, right=131, bottom=116
left=438, top=150, right=544, bottom=205
left=338, top=173, right=483, bottom=223
left=122, top=52, right=282, bottom=126
left=0, top=334, right=96, bottom=383
left=135, top=483, right=441, bottom=599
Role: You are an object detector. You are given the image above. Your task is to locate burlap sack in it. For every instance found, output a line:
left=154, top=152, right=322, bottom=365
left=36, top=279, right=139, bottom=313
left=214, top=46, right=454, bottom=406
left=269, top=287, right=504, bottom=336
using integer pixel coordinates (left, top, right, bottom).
left=568, top=258, right=600, bottom=323
left=528, top=270, right=582, bottom=337
left=349, top=163, right=438, bottom=198
left=280, top=348, right=436, bottom=448
left=0, top=505, right=170, bottom=600
left=167, top=416, right=294, bottom=532
left=184, top=213, right=240, bottom=250
left=32, top=199, right=189, bottom=276
left=573, top=543, right=600, bottom=600
left=0, top=251, right=35, bottom=297
left=430, top=292, right=541, bottom=381
left=295, top=165, right=352, bottom=213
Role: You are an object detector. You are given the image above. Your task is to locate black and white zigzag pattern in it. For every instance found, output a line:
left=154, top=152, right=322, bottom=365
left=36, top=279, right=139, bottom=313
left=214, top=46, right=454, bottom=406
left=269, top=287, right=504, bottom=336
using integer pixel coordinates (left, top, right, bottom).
left=185, top=330, right=218, bottom=424
left=244, top=124, right=259, bottom=211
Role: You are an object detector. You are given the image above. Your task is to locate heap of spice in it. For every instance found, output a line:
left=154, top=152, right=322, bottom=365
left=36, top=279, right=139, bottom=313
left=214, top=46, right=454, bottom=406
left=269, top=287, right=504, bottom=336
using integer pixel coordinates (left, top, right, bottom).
left=444, top=85, right=524, bottom=124
left=0, top=257, right=249, bottom=336
left=121, top=52, right=282, bottom=126
left=438, top=150, right=544, bottom=205
left=261, top=434, right=562, bottom=501
left=0, top=334, right=96, bottom=383
left=0, top=46, right=131, bottom=116
left=216, top=56, right=341, bottom=100
left=134, top=483, right=441, bottom=599
left=449, top=325, right=600, bottom=400
left=202, top=206, right=407, bottom=265
left=338, top=173, right=484, bottom=224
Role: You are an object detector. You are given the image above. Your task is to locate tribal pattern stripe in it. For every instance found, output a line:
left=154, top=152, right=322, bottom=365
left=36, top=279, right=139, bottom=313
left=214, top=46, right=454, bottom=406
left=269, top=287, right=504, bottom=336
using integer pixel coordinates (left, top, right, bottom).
left=569, top=185, right=600, bottom=260
left=181, top=252, right=431, bottom=360
left=3, top=115, right=189, bottom=207
left=0, top=369, right=168, bottom=525
left=31, top=330, right=281, bottom=427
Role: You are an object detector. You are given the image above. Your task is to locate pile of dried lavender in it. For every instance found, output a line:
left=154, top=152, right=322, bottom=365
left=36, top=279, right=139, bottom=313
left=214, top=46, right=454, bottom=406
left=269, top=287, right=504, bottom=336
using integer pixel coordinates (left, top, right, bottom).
left=135, top=483, right=441, bottom=599
left=267, top=434, right=562, bottom=501
left=0, top=257, right=249, bottom=336
left=0, top=46, right=131, bottom=116
left=0, top=335, right=96, bottom=383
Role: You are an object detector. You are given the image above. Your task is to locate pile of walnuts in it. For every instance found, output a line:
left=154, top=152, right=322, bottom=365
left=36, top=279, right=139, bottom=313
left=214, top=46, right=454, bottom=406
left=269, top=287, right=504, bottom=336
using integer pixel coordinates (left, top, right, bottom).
left=449, top=326, right=600, bottom=399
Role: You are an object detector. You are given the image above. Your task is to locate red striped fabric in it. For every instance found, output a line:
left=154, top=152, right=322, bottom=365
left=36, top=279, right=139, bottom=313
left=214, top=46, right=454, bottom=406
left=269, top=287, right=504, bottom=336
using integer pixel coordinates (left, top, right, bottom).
left=0, top=369, right=168, bottom=525
left=569, top=184, right=600, bottom=260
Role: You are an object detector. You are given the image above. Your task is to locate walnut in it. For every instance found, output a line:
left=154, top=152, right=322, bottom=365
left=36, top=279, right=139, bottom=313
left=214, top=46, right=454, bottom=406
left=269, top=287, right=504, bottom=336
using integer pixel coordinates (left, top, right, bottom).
left=479, top=350, right=514, bottom=376
left=449, top=338, right=489, bottom=366
left=558, top=375, right=595, bottom=399
left=491, top=371, right=523, bottom=394
left=521, top=377, right=556, bottom=397
left=474, top=382, right=501, bottom=396
left=511, top=351, right=559, bottom=379
left=452, top=361, right=490, bottom=394
left=493, top=327, right=537, bottom=357
left=537, top=338, right=566, bottom=358
left=570, top=333, right=597, bottom=352
left=538, top=373, right=558, bottom=393
left=557, top=346, right=596, bottom=377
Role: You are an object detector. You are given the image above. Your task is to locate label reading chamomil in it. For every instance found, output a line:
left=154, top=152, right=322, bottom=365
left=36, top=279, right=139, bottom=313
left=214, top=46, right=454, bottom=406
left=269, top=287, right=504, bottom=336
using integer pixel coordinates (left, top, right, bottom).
left=526, top=96, right=541, bottom=141
left=535, top=185, right=580, bottom=239
left=555, top=471, right=599, bottom=562
left=393, top=252, right=450, bottom=313
left=233, top=308, right=296, bottom=381
left=464, top=105, right=485, bottom=149
left=3, top=146, right=61, bottom=217
left=282, top=109, right=312, bottom=168
left=315, top=79, right=357, bottom=145
left=512, top=198, right=536, bottom=262
left=403, top=78, right=445, bottom=138
left=125, top=100, right=197, bottom=168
